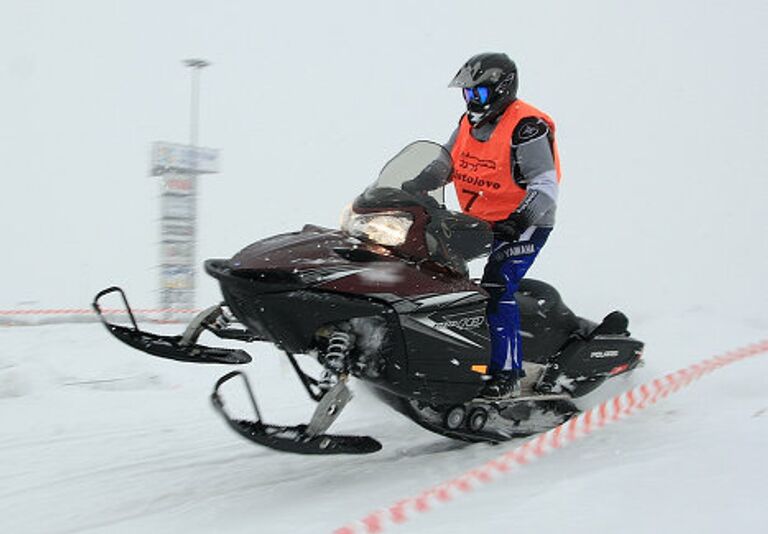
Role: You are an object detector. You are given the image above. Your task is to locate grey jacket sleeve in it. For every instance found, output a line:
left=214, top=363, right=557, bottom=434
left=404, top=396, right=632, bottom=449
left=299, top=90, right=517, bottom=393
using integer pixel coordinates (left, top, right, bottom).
left=509, top=117, right=559, bottom=228
left=445, top=126, right=459, bottom=152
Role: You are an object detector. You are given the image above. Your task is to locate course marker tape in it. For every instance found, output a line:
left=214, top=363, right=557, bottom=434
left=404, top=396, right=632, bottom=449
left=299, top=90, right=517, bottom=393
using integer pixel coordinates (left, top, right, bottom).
left=0, top=308, right=199, bottom=316
left=333, top=340, right=768, bottom=534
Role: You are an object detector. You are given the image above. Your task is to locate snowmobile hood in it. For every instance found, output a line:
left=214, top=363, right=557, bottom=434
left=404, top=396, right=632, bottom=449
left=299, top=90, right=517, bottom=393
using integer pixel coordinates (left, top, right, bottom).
left=216, top=224, right=481, bottom=298
left=229, top=224, right=366, bottom=274
left=218, top=224, right=400, bottom=291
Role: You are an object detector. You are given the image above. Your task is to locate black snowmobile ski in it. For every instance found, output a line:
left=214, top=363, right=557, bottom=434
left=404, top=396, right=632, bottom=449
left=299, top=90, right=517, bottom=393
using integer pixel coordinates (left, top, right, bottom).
left=92, top=287, right=253, bottom=365
left=211, top=371, right=382, bottom=455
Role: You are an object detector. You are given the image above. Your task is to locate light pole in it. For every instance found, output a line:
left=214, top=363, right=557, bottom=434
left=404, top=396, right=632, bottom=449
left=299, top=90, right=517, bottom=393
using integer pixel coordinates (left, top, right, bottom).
left=183, top=58, right=211, bottom=148
left=176, top=58, right=210, bottom=312
left=151, top=59, right=220, bottom=316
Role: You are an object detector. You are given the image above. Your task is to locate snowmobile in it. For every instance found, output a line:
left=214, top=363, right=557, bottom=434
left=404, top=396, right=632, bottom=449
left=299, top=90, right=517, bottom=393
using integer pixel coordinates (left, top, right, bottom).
left=93, top=141, right=644, bottom=455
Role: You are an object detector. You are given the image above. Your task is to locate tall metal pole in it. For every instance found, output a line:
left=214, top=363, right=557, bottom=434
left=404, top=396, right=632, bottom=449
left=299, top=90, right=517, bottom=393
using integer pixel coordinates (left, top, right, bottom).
left=155, top=60, right=218, bottom=315
left=183, top=58, right=210, bottom=148
left=180, top=58, right=210, bottom=311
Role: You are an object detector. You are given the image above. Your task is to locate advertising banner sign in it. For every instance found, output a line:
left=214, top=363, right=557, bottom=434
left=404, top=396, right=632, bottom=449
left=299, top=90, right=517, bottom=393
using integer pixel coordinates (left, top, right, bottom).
left=151, top=142, right=220, bottom=176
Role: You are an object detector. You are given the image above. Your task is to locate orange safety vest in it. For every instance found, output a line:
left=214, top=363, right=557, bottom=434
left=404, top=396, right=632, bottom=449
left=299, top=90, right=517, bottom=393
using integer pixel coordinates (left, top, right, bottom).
left=450, top=99, right=562, bottom=222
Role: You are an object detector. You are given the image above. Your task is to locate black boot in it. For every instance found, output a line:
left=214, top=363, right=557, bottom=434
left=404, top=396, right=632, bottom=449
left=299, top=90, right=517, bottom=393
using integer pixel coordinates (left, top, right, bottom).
left=479, top=369, right=522, bottom=400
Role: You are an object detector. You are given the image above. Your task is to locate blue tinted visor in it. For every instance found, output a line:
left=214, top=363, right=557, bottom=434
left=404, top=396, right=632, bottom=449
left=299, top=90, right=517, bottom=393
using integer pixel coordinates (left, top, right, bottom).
left=463, top=86, right=490, bottom=105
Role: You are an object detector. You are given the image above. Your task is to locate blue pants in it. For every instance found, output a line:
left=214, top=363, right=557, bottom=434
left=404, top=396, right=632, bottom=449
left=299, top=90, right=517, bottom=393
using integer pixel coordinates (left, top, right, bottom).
left=481, top=228, right=551, bottom=373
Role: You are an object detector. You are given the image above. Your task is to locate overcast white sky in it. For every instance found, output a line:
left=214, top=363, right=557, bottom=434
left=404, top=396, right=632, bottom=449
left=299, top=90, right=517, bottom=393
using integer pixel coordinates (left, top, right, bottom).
left=0, top=1, right=765, bottom=326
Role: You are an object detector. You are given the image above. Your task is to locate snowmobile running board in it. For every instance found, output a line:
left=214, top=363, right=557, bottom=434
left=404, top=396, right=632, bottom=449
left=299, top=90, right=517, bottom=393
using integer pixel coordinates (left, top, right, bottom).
left=211, top=371, right=382, bottom=455
left=92, top=287, right=252, bottom=365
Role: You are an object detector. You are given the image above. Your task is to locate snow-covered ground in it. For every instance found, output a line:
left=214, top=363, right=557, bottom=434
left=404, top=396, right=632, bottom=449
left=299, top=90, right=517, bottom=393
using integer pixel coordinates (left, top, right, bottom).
left=1, top=3, right=765, bottom=532
left=1, top=307, right=765, bottom=534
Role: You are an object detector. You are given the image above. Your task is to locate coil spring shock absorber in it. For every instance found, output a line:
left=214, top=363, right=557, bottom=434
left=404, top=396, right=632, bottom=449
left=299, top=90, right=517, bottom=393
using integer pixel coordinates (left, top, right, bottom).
left=323, top=331, right=354, bottom=373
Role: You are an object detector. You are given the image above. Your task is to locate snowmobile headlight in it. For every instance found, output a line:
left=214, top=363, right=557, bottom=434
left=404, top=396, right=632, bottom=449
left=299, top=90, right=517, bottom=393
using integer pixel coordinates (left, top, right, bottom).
left=342, top=210, right=414, bottom=247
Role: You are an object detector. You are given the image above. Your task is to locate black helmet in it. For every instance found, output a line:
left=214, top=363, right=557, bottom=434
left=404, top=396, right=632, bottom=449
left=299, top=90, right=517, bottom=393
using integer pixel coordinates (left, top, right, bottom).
left=449, top=53, right=518, bottom=128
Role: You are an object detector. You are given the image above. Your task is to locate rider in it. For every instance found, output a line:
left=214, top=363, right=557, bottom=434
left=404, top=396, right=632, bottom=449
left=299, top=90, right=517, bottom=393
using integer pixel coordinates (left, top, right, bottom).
left=446, top=53, right=562, bottom=399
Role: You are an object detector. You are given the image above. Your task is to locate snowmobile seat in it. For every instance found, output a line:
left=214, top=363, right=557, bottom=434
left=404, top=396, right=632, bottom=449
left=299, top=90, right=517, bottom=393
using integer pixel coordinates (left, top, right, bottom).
left=586, top=310, right=629, bottom=339
left=517, top=279, right=568, bottom=315
left=516, top=279, right=580, bottom=364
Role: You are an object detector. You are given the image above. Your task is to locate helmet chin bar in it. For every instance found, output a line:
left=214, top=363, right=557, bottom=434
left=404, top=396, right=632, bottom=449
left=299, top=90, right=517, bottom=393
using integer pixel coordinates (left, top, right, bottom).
left=467, top=104, right=498, bottom=128
left=467, top=101, right=491, bottom=126
left=467, top=110, right=485, bottom=126
left=466, top=93, right=515, bottom=128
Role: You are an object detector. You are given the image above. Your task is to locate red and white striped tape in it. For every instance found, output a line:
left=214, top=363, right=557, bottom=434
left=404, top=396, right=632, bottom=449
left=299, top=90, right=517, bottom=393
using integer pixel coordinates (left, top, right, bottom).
left=0, top=307, right=199, bottom=316
left=333, top=339, right=768, bottom=534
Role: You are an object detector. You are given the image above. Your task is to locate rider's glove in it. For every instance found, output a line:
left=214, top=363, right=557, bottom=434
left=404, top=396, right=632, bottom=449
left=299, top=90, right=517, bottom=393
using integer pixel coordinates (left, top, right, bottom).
left=401, top=160, right=452, bottom=196
left=401, top=179, right=424, bottom=195
left=492, top=216, right=523, bottom=242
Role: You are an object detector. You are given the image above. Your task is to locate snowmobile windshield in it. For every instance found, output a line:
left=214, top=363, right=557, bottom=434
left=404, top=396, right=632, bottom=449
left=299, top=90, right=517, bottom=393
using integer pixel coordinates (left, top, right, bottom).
left=344, top=141, right=450, bottom=249
left=344, top=141, right=492, bottom=272
left=361, top=141, right=450, bottom=208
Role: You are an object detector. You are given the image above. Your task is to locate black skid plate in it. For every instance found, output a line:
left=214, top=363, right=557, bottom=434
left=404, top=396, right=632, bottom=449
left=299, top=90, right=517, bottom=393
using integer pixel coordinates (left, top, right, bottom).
left=406, top=395, right=579, bottom=443
left=211, top=371, right=382, bottom=455
left=92, top=287, right=251, bottom=365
